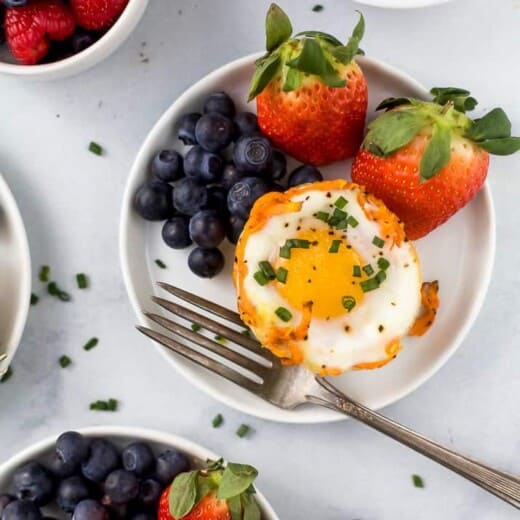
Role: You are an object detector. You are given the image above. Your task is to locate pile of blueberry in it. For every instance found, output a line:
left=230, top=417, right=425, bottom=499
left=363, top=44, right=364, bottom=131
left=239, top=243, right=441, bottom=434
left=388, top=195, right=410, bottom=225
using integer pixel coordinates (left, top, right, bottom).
left=0, top=431, right=191, bottom=519
left=134, top=91, right=323, bottom=278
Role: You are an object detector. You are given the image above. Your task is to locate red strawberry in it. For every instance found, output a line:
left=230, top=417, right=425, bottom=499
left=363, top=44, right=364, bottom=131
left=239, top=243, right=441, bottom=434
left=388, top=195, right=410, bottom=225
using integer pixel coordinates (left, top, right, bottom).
left=248, top=4, right=368, bottom=166
left=5, top=0, right=75, bottom=65
left=70, top=0, right=128, bottom=31
left=158, top=487, right=230, bottom=520
left=352, top=88, right=520, bottom=239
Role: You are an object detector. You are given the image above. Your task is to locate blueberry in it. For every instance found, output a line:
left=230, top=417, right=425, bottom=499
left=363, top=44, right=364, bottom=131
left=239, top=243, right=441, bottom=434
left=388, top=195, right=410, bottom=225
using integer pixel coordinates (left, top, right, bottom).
left=70, top=30, right=96, bottom=54
left=48, top=453, right=76, bottom=480
left=195, top=113, right=234, bottom=153
left=103, top=470, right=139, bottom=505
left=2, top=0, right=28, bottom=6
left=221, top=164, right=245, bottom=190
left=205, top=186, right=228, bottom=214
left=138, top=478, right=162, bottom=507
left=122, top=442, right=154, bottom=476
left=134, top=181, right=175, bottom=221
left=287, top=165, right=323, bottom=187
left=13, top=462, right=54, bottom=506
left=233, top=136, right=272, bottom=175
left=267, top=150, right=287, bottom=181
left=56, top=431, right=90, bottom=470
left=0, top=495, right=15, bottom=515
left=172, top=178, right=208, bottom=216
left=2, top=500, right=42, bottom=520
left=187, top=247, right=225, bottom=279
left=151, top=150, right=184, bottom=182
left=81, top=439, right=119, bottom=483
left=56, top=477, right=90, bottom=513
left=184, top=146, right=223, bottom=185
left=155, top=450, right=189, bottom=486
left=227, top=177, right=270, bottom=219
left=226, top=214, right=246, bottom=244
left=189, top=210, right=226, bottom=248
left=177, top=113, right=201, bottom=146
left=72, top=499, right=108, bottom=520
left=203, top=92, right=235, bottom=119
left=233, top=112, right=258, bottom=138
left=161, top=216, right=192, bottom=249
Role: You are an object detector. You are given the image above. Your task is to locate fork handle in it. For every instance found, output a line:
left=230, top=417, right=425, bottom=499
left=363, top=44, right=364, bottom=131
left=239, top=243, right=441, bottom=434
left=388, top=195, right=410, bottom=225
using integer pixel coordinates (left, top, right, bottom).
left=308, top=377, right=520, bottom=509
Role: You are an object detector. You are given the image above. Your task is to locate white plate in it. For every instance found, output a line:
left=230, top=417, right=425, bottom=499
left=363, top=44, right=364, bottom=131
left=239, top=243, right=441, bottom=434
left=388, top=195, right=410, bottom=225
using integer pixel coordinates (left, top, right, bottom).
left=0, top=174, right=31, bottom=377
left=353, top=0, right=455, bottom=8
left=120, top=53, right=495, bottom=424
left=0, top=426, right=279, bottom=519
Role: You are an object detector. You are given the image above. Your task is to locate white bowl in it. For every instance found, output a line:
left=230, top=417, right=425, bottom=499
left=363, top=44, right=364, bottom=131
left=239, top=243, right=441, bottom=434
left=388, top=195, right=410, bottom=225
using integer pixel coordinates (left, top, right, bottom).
left=0, top=174, right=31, bottom=377
left=0, top=426, right=280, bottom=519
left=0, top=0, right=149, bottom=80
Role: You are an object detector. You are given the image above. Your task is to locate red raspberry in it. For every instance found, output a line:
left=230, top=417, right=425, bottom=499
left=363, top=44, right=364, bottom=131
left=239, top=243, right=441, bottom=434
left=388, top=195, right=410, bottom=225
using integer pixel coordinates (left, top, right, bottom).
left=69, top=0, right=129, bottom=31
left=5, top=0, right=75, bottom=65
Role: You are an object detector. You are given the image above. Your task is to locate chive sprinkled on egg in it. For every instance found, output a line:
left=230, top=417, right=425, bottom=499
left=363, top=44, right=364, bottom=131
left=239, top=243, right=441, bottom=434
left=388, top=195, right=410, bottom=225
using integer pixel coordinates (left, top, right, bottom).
left=378, top=257, right=390, bottom=270
left=259, top=261, right=276, bottom=280
left=362, top=264, right=374, bottom=276
left=342, top=296, right=356, bottom=312
left=315, top=211, right=329, bottom=222
left=372, top=235, right=385, bottom=248
left=275, top=307, right=292, bottom=322
left=334, top=196, right=348, bottom=209
left=276, top=267, right=288, bottom=283
left=328, top=240, right=342, bottom=253
left=352, top=265, right=362, bottom=277
left=254, top=271, right=269, bottom=286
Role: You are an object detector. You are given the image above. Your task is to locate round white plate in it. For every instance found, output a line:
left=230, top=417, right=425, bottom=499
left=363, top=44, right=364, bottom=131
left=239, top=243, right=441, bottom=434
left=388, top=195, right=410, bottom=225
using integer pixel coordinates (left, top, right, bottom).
left=353, top=0, right=455, bottom=8
left=0, top=426, right=279, bottom=519
left=120, top=53, right=495, bottom=424
left=0, top=174, right=31, bottom=377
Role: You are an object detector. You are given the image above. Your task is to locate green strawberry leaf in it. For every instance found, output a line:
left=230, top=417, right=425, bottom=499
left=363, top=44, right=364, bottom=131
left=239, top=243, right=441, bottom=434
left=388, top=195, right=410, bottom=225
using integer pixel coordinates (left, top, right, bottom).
left=419, top=124, right=452, bottom=181
left=476, top=136, right=520, bottom=155
left=282, top=67, right=301, bottom=92
left=294, top=30, right=343, bottom=47
left=242, top=493, right=262, bottom=520
left=216, top=463, right=259, bottom=500
left=332, top=12, right=365, bottom=65
left=376, top=97, right=414, bottom=111
left=430, top=87, right=477, bottom=113
left=265, top=3, right=293, bottom=52
left=228, top=495, right=243, bottom=520
left=248, top=53, right=281, bottom=101
left=168, top=470, right=199, bottom=518
left=363, top=109, right=428, bottom=157
left=465, top=107, right=512, bottom=141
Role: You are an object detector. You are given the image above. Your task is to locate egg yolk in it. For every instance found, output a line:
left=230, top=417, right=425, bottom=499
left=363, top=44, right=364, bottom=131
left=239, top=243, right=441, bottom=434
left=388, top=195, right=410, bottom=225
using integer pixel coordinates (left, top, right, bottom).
left=273, top=228, right=368, bottom=319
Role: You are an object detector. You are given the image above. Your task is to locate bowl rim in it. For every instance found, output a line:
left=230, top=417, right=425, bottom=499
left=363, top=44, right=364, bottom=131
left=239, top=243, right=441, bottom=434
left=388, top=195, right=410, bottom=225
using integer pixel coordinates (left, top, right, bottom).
left=0, top=0, right=148, bottom=76
left=0, top=425, right=280, bottom=520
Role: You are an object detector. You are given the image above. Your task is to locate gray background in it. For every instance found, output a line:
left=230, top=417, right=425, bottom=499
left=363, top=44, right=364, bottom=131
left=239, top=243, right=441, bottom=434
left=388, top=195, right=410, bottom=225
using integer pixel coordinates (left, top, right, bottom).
left=1, top=0, right=519, bottom=518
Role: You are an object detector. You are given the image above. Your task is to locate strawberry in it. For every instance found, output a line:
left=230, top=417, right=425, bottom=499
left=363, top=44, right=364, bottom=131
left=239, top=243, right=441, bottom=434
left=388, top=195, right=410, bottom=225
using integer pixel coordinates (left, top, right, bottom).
left=351, top=88, right=520, bottom=239
left=5, top=0, right=75, bottom=65
left=69, top=0, right=128, bottom=31
left=248, top=3, right=368, bottom=166
left=157, top=460, right=260, bottom=520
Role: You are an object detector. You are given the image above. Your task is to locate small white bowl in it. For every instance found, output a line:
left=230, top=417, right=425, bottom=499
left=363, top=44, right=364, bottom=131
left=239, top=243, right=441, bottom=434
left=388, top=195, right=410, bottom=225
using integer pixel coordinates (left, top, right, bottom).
left=0, top=426, right=280, bottom=519
left=0, top=0, right=149, bottom=80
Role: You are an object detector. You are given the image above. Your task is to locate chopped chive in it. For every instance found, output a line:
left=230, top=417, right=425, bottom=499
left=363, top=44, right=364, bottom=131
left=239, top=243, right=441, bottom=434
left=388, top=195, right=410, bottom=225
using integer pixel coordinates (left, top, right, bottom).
left=327, top=216, right=341, bottom=226
left=212, top=414, right=224, bottom=428
left=39, top=265, right=50, bottom=282
left=83, top=337, right=99, bottom=351
left=107, top=399, right=118, bottom=411
left=312, top=4, right=323, bottom=12
left=375, top=270, right=387, bottom=284
left=360, top=278, right=380, bottom=293
left=30, top=293, right=39, bottom=305
left=76, top=273, right=88, bottom=289
left=191, top=323, right=202, bottom=332
left=279, top=245, right=291, bottom=259
left=259, top=261, right=276, bottom=280
left=275, top=307, right=292, bottom=322
left=412, top=475, right=424, bottom=488
left=347, top=216, right=359, bottom=228
left=377, top=257, right=390, bottom=270
left=214, top=334, right=226, bottom=344
left=362, top=264, right=374, bottom=276
left=286, top=239, right=310, bottom=249
left=315, top=211, right=329, bottom=222
left=253, top=270, right=269, bottom=286
left=236, top=424, right=250, bottom=438
left=90, top=399, right=118, bottom=411
left=328, top=240, right=342, bottom=253
left=88, top=141, right=103, bottom=156
left=276, top=267, right=288, bottom=284
left=334, top=196, right=348, bottom=209
left=332, top=208, right=347, bottom=220
left=0, top=367, right=13, bottom=383
left=47, top=281, right=58, bottom=295
left=342, top=296, right=356, bottom=312
left=352, top=265, right=362, bottom=277
left=59, top=355, right=72, bottom=368
left=57, top=290, right=71, bottom=302
left=335, top=219, right=348, bottom=229
left=372, top=235, right=385, bottom=248
left=155, top=259, right=167, bottom=269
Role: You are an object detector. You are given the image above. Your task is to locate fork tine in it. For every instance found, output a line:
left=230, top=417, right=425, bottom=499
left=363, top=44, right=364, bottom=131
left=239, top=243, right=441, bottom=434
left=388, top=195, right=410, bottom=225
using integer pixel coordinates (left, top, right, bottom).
left=151, top=296, right=262, bottom=352
left=158, top=282, right=243, bottom=326
left=144, top=311, right=271, bottom=374
left=137, top=326, right=263, bottom=392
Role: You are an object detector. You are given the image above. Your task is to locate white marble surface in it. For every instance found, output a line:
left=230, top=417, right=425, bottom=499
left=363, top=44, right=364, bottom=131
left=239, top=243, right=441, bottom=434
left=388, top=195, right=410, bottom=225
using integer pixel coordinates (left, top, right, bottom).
left=0, top=0, right=519, bottom=518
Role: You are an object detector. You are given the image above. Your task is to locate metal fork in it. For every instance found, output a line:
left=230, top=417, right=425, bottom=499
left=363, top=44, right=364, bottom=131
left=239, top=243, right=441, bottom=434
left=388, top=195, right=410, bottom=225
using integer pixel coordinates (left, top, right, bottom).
left=138, top=282, right=520, bottom=509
